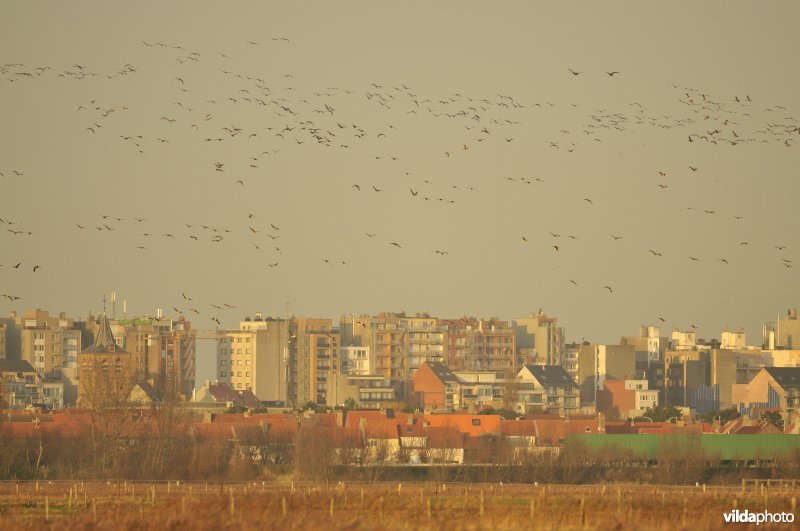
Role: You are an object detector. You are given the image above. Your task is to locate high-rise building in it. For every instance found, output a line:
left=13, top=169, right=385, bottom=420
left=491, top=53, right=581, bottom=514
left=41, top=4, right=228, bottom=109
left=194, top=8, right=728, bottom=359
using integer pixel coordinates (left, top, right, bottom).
left=341, top=312, right=446, bottom=382
left=576, top=343, right=637, bottom=406
left=292, top=318, right=340, bottom=406
left=107, top=315, right=196, bottom=399
left=217, top=313, right=291, bottom=403
left=442, top=317, right=516, bottom=373
left=18, top=310, right=82, bottom=405
left=0, top=323, right=6, bottom=360
left=512, top=311, right=565, bottom=366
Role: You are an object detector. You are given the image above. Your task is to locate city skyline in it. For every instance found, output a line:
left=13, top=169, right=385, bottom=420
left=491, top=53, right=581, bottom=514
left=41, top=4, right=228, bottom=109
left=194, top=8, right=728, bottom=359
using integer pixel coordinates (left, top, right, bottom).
left=2, top=2, right=799, bottom=351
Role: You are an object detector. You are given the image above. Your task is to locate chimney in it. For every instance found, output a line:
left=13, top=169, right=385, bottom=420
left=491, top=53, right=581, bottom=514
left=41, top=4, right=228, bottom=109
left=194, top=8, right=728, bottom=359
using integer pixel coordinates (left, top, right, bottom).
left=790, top=308, right=798, bottom=320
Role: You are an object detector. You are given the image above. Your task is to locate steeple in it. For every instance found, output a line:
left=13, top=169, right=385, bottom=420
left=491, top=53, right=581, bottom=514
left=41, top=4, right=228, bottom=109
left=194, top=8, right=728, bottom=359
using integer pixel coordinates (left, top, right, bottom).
left=82, top=313, right=126, bottom=354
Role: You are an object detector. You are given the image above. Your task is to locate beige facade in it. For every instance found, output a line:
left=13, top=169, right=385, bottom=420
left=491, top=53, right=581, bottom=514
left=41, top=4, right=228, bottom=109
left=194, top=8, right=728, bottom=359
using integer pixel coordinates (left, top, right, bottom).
left=107, top=316, right=196, bottom=399
left=18, top=310, right=81, bottom=405
left=293, top=318, right=339, bottom=406
left=217, top=314, right=291, bottom=404
left=513, top=311, right=565, bottom=366
left=620, top=325, right=668, bottom=363
left=721, top=329, right=747, bottom=349
left=341, top=346, right=370, bottom=375
left=331, top=373, right=395, bottom=407
left=577, top=343, right=637, bottom=405
left=341, top=312, right=445, bottom=383
left=776, top=308, right=800, bottom=349
left=444, top=317, right=516, bottom=373
left=731, top=367, right=800, bottom=416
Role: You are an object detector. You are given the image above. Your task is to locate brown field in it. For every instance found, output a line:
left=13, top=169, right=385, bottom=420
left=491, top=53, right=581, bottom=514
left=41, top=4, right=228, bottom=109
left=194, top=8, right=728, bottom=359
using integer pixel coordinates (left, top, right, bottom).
left=0, top=480, right=797, bottom=530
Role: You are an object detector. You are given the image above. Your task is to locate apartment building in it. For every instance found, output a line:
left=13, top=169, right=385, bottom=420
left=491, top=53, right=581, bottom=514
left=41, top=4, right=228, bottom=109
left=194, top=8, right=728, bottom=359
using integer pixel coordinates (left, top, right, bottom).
left=292, top=318, right=339, bottom=406
left=513, top=365, right=579, bottom=416
left=0, top=359, right=64, bottom=410
left=513, top=310, right=565, bottom=366
left=577, top=343, right=637, bottom=406
left=443, top=317, right=516, bottom=373
left=18, top=310, right=82, bottom=405
left=217, top=313, right=290, bottom=403
left=620, top=325, right=669, bottom=365
left=108, top=314, right=196, bottom=399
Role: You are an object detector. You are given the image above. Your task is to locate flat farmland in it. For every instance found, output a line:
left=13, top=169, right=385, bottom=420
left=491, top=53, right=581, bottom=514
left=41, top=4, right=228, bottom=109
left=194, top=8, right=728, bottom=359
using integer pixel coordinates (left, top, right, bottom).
left=0, top=480, right=797, bottom=529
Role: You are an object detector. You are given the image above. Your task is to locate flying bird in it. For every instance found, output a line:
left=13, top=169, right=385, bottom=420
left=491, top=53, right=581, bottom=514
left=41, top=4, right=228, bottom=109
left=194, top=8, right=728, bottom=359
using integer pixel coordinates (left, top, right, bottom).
left=604, top=285, right=613, bottom=293
left=568, top=68, right=581, bottom=76
left=389, top=242, right=402, bottom=248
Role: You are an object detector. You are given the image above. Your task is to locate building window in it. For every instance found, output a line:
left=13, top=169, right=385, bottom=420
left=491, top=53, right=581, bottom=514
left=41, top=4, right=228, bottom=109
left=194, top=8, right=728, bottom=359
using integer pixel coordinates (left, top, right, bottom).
left=471, top=419, right=481, bottom=426
left=221, top=371, right=226, bottom=377
left=245, top=360, right=251, bottom=365
left=221, top=360, right=226, bottom=366
left=246, top=372, right=250, bottom=377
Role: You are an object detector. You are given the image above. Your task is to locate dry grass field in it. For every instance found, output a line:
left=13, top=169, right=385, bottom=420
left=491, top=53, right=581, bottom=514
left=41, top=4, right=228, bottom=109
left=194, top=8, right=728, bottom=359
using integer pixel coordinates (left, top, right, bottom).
left=0, top=480, right=797, bottom=530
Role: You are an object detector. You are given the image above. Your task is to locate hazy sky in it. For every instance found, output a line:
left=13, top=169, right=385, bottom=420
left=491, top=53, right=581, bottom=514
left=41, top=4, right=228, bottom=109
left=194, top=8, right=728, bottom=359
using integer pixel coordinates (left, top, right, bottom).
left=2, top=1, right=799, bottom=353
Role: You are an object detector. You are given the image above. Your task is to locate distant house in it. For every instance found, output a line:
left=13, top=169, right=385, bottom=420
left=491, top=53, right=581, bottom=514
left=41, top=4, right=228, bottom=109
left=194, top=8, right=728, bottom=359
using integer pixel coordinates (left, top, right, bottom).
left=513, top=365, right=579, bottom=416
left=596, top=379, right=659, bottom=419
left=193, top=380, right=263, bottom=409
left=720, top=416, right=784, bottom=435
left=0, top=359, right=64, bottom=410
left=410, top=362, right=461, bottom=410
left=731, top=367, right=800, bottom=417
left=129, top=381, right=158, bottom=406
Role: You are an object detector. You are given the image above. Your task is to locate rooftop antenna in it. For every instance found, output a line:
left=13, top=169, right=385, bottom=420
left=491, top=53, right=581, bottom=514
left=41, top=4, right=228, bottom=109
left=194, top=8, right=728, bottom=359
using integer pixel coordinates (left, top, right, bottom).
left=102, top=292, right=107, bottom=315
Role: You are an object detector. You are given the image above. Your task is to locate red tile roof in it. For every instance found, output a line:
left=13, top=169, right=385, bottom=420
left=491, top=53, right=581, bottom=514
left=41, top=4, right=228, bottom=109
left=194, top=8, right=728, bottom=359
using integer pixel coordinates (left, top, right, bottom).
left=425, top=414, right=501, bottom=437
left=500, top=420, right=538, bottom=437
left=345, top=410, right=388, bottom=427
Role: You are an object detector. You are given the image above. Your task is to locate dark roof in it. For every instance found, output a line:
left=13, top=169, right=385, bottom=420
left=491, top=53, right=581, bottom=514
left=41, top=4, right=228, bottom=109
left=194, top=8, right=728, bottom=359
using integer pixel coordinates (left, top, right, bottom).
left=425, top=362, right=459, bottom=384
left=0, top=359, right=37, bottom=373
left=133, top=381, right=159, bottom=401
left=526, top=365, right=575, bottom=386
left=82, top=314, right=128, bottom=354
left=764, top=367, right=800, bottom=389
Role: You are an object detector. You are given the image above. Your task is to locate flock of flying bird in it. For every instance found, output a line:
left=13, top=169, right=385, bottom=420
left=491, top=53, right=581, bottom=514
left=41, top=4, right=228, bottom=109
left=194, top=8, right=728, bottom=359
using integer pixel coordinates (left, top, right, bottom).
left=1, top=39, right=798, bottom=330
